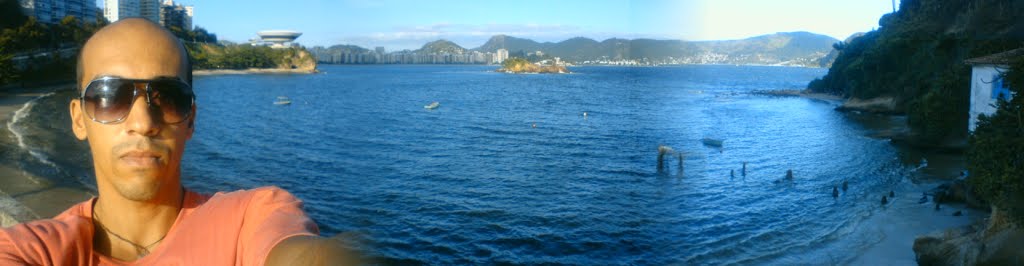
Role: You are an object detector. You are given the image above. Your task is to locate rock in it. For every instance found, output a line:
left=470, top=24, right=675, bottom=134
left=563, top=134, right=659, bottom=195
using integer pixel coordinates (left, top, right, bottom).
left=931, top=180, right=988, bottom=209
left=913, top=207, right=1024, bottom=265
left=919, top=193, right=929, bottom=204
left=953, top=210, right=963, bottom=216
left=785, top=169, right=793, bottom=180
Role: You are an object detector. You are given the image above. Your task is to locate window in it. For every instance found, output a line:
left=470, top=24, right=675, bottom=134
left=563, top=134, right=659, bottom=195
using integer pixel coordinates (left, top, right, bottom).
left=992, top=74, right=1012, bottom=101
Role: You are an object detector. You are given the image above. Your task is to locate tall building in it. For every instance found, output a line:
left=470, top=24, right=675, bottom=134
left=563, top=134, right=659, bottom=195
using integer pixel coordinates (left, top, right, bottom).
left=495, top=48, right=509, bottom=64
left=104, top=0, right=159, bottom=23
left=19, top=0, right=101, bottom=24
left=160, top=0, right=192, bottom=30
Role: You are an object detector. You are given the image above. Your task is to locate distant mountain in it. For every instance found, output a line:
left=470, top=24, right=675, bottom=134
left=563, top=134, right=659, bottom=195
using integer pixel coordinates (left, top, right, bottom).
left=417, top=39, right=467, bottom=54
left=470, top=32, right=839, bottom=67
left=313, top=32, right=841, bottom=67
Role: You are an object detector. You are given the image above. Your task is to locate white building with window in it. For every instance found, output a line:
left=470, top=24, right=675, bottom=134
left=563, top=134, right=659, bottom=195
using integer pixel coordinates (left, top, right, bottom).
left=103, top=0, right=159, bottom=23
left=19, top=0, right=100, bottom=24
left=965, top=48, right=1022, bottom=132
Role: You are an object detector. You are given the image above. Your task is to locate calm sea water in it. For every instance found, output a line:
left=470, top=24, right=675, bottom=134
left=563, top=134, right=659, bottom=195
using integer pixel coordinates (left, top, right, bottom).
left=7, top=65, right=940, bottom=264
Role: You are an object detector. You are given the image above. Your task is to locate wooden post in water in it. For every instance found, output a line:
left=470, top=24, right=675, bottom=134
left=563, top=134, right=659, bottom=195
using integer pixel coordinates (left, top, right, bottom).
left=677, top=153, right=684, bottom=177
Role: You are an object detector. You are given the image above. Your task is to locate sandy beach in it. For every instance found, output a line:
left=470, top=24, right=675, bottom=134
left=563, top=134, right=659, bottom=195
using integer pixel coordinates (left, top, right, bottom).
left=0, top=85, right=94, bottom=227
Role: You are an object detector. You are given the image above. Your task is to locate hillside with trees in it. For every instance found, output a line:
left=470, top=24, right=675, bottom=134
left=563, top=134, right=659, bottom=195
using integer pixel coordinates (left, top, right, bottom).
left=807, top=0, right=1024, bottom=144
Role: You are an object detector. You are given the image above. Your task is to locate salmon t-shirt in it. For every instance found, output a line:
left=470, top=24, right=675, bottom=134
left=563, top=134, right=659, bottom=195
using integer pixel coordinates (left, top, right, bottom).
left=0, top=186, right=319, bottom=265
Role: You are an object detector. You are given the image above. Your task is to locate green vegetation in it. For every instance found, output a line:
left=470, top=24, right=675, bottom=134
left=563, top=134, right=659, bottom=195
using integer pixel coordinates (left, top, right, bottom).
left=807, top=0, right=1024, bottom=143
left=186, top=42, right=314, bottom=70
left=0, top=1, right=312, bottom=87
left=501, top=57, right=531, bottom=69
left=0, top=3, right=107, bottom=86
left=968, top=59, right=1024, bottom=225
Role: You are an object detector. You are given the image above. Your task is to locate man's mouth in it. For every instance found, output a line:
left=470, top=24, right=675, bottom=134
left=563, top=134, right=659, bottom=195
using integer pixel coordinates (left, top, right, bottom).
left=119, top=151, right=162, bottom=168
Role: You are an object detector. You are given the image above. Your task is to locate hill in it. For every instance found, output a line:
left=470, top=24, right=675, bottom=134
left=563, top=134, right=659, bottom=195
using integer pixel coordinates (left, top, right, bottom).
left=417, top=39, right=467, bottom=54
left=471, top=32, right=838, bottom=67
left=807, top=0, right=1024, bottom=143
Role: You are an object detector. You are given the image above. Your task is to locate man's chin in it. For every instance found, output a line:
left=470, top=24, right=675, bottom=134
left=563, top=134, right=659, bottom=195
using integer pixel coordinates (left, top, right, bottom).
left=111, top=172, right=164, bottom=201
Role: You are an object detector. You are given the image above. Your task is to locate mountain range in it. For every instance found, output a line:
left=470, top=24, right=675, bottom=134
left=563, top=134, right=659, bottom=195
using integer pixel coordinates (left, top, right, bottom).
left=313, top=31, right=842, bottom=67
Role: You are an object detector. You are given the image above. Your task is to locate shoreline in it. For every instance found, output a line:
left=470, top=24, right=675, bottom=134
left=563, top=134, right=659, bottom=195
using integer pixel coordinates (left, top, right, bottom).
left=753, top=89, right=844, bottom=105
left=192, top=68, right=318, bottom=76
left=0, top=84, right=94, bottom=227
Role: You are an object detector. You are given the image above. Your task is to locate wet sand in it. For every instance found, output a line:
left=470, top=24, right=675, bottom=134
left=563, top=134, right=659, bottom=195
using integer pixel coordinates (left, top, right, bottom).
left=0, top=85, right=94, bottom=227
left=850, top=182, right=984, bottom=265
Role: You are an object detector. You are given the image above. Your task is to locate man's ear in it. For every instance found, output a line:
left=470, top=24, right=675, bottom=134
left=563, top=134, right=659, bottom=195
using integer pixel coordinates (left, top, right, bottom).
left=69, top=99, right=88, bottom=140
left=185, top=105, right=196, bottom=139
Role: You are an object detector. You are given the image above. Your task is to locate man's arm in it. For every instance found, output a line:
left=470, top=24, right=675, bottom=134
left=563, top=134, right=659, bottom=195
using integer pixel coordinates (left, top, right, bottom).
left=265, top=235, right=360, bottom=266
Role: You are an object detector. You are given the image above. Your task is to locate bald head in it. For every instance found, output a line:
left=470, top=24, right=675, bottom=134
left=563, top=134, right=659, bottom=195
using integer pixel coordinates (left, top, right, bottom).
left=77, top=18, right=191, bottom=90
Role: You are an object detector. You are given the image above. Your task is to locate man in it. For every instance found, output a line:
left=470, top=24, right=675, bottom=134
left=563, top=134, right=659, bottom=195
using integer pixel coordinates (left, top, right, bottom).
left=0, top=18, right=354, bottom=265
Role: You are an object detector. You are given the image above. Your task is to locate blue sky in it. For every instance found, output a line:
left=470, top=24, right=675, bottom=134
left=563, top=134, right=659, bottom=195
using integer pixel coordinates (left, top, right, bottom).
left=107, top=0, right=899, bottom=50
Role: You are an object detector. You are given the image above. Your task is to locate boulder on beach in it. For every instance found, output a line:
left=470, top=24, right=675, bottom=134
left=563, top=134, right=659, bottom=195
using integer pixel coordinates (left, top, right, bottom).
left=914, top=208, right=1024, bottom=265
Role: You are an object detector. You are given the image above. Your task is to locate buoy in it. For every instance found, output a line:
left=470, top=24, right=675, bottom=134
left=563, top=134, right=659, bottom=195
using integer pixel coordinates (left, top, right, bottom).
left=532, top=123, right=537, bottom=128
left=881, top=195, right=889, bottom=205
left=889, top=190, right=895, bottom=198
left=742, top=162, right=747, bottom=176
left=832, top=186, right=839, bottom=198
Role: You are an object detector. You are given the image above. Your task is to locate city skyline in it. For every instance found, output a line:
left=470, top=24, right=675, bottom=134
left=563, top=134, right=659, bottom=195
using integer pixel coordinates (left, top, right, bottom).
left=93, top=0, right=900, bottom=50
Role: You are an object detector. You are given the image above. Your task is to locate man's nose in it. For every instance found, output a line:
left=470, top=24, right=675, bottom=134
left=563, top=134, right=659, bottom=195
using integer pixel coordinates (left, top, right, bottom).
left=123, top=87, right=160, bottom=136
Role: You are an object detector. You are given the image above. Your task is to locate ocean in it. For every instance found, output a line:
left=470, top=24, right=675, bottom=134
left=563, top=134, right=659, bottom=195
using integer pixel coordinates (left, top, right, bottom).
left=4, top=64, right=964, bottom=264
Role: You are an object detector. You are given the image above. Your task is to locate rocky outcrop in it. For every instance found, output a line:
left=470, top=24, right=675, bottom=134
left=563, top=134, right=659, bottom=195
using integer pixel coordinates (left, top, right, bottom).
left=497, top=62, right=569, bottom=74
left=834, top=96, right=899, bottom=114
left=931, top=179, right=988, bottom=209
left=277, top=49, right=317, bottom=71
left=913, top=207, right=1024, bottom=265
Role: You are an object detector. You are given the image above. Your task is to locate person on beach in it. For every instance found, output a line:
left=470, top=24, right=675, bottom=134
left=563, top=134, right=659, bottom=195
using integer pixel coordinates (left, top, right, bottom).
left=0, top=18, right=354, bottom=265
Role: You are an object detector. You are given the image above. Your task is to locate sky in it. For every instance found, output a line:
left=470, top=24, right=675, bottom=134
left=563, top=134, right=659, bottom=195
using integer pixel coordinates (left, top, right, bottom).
left=103, top=0, right=900, bottom=51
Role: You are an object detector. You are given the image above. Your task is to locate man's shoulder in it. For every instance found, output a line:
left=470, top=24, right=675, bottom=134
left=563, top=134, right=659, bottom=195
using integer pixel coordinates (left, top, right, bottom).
left=204, top=186, right=304, bottom=208
left=0, top=200, right=94, bottom=264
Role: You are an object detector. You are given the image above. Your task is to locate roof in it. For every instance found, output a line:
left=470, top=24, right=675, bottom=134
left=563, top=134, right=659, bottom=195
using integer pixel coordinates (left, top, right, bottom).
left=965, top=47, right=1024, bottom=66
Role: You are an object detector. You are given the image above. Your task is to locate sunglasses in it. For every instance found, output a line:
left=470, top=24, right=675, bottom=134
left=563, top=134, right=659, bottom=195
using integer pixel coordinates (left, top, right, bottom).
left=80, top=76, right=195, bottom=124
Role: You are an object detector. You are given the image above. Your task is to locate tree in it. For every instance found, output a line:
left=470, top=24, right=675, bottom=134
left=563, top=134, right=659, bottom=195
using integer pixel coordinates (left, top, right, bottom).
left=968, top=59, right=1024, bottom=224
left=0, top=0, right=27, bottom=30
left=0, top=46, right=18, bottom=84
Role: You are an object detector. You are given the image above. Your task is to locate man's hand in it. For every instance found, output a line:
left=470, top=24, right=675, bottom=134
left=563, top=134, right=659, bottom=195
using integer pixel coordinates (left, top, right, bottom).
left=265, top=235, right=360, bottom=266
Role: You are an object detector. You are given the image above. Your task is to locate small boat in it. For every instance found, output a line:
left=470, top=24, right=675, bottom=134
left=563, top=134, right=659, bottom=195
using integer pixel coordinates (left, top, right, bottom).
left=701, top=138, right=724, bottom=147
left=274, top=96, right=292, bottom=105
left=424, top=101, right=440, bottom=109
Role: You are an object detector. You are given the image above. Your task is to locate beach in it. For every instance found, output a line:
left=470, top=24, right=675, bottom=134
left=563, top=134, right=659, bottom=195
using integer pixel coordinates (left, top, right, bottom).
left=0, top=85, right=94, bottom=227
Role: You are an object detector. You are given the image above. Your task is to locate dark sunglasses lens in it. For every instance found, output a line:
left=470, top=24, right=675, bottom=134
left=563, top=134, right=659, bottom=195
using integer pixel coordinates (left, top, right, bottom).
left=149, top=80, right=194, bottom=123
left=83, top=80, right=136, bottom=123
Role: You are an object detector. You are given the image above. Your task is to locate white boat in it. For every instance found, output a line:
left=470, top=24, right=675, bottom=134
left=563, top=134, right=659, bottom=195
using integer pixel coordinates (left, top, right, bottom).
left=424, top=101, right=440, bottom=109
left=274, top=96, right=291, bottom=105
